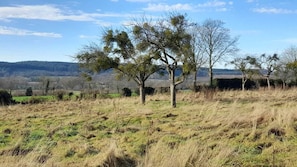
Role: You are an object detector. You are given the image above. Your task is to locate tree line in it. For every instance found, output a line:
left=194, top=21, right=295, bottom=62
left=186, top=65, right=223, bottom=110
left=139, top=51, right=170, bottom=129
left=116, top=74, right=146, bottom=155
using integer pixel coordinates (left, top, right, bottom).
left=231, top=47, right=297, bottom=91
left=75, top=12, right=296, bottom=108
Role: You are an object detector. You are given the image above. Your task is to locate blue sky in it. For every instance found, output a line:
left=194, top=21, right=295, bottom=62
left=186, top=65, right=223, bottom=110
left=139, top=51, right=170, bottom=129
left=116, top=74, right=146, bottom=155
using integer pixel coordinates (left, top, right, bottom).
left=0, top=0, right=296, bottom=63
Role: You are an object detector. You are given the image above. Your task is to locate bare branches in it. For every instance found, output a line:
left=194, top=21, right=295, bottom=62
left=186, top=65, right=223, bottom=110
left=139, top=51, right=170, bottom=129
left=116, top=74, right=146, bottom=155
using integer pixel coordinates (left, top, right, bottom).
left=197, top=19, right=239, bottom=87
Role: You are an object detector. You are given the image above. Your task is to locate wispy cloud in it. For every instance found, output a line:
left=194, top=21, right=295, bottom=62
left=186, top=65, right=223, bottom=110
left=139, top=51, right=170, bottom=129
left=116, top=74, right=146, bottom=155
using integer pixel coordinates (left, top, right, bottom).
left=143, top=1, right=233, bottom=12
left=143, top=3, right=193, bottom=11
left=246, top=0, right=256, bottom=3
left=276, top=38, right=297, bottom=44
left=197, top=0, right=228, bottom=8
left=253, top=7, right=297, bottom=14
left=0, top=26, right=62, bottom=38
left=79, top=35, right=98, bottom=39
left=0, top=5, right=133, bottom=22
left=126, top=0, right=155, bottom=2
left=0, top=4, right=143, bottom=27
left=0, top=5, right=96, bottom=21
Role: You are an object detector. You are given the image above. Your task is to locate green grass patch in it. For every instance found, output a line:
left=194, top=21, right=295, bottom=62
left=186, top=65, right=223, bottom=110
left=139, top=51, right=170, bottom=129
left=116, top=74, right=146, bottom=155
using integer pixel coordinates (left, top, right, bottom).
left=21, top=129, right=47, bottom=150
left=0, top=133, right=11, bottom=147
left=108, top=93, right=121, bottom=98
left=13, top=95, right=55, bottom=103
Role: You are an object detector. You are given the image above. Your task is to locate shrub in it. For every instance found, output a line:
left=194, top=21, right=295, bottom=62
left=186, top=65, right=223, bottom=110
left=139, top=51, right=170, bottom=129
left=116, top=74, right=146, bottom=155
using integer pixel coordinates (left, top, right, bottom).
left=54, top=91, right=65, bottom=101
left=145, top=87, right=155, bottom=95
left=121, top=88, right=132, bottom=97
left=156, top=87, right=169, bottom=94
left=25, top=87, right=33, bottom=96
left=0, top=90, right=14, bottom=105
left=134, top=87, right=155, bottom=95
left=68, top=92, right=74, bottom=97
left=214, top=78, right=256, bottom=90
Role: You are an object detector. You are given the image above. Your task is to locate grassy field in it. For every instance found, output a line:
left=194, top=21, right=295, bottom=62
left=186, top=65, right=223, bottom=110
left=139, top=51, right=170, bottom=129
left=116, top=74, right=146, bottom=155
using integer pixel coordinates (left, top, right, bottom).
left=13, top=95, right=56, bottom=103
left=1, top=89, right=297, bottom=166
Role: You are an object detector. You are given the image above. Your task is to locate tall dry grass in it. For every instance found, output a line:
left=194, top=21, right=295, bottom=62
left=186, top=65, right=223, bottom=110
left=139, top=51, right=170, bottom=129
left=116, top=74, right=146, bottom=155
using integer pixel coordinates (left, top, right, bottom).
left=1, top=88, right=297, bottom=166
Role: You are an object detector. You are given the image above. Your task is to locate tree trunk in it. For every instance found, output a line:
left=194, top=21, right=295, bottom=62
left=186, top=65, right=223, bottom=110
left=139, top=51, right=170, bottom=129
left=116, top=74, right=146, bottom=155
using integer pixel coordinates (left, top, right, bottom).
left=193, top=69, right=197, bottom=91
left=266, top=76, right=271, bottom=90
left=209, top=54, right=213, bottom=88
left=139, top=82, right=145, bottom=105
left=209, top=67, right=214, bottom=88
left=242, top=77, right=245, bottom=91
left=170, top=70, right=176, bottom=108
left=282, top=80, right=286, bottom=89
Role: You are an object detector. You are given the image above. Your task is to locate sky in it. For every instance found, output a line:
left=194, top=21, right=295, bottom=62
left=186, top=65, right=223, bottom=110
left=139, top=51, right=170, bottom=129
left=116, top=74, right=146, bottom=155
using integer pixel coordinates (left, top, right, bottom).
left=0, top=0, right=296, bottom=63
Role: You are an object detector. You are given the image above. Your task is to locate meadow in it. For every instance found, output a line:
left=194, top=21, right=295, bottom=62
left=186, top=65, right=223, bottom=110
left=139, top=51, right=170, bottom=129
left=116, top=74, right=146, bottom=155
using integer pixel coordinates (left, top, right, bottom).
left=1, top=89, right=297, bottom=166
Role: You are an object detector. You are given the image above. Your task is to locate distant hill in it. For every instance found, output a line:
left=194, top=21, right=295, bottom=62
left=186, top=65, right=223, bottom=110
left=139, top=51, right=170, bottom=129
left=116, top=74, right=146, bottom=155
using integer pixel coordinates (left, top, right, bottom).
left=0, top=61, right=80, bottom=77
left=0, top=61, right=242, bottom=78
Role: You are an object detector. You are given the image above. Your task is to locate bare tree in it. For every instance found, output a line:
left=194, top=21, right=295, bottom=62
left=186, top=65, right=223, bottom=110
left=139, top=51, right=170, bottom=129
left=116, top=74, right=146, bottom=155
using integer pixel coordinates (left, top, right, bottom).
left=230, top=56, right=258, bottom=91
left=189, top=24, right=207, bottom=90
left=282, top=45, right=297, bottom=63
left=279, top=46, right=297, bottom=84
left=251, top=54, right=279, bottom=90
left=198, top=19, right=239, bottom=87
left=274, top=63, right=290, bottom=89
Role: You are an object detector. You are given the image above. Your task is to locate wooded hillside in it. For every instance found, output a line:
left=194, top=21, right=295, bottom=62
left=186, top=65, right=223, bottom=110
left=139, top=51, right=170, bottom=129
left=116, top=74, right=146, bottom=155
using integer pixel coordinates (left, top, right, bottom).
left=0, top=61, right=79, bottom=77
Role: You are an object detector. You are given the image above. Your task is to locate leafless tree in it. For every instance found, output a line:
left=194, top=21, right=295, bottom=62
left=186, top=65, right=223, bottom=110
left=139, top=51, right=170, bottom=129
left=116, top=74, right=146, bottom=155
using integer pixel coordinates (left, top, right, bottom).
left=197, top=19, right=239, bottom=87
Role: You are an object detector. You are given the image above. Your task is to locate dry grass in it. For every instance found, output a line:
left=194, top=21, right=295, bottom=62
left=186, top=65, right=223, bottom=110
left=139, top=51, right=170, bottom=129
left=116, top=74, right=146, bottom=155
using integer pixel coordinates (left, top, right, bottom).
left=1, top=88, right=297, bottom=166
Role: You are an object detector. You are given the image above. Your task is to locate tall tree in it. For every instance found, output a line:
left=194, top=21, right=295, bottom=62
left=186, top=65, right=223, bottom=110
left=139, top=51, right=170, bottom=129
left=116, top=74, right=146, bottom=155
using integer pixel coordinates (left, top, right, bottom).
left=76, top=30, right=158, bottom=105
left=103, top=29, right=159, bottom=104
left=197, top=19, right=239, bottom=87
left=133, top=13, right=194, bottom=108
left=189, top=24, right=207, bottom=90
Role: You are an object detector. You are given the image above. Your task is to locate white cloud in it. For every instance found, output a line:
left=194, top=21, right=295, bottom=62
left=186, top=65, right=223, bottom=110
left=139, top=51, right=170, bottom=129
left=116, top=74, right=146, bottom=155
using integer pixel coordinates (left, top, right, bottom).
left=126, top=0, right=154, bottom=2
left=216, top=8, right=227, bottom=12
left=79, top=35, right=98, bottom=39
left=0, top=26, right=62, bottom=38
left=143, top=3, right=193, bottom=11
left=277, top=38, right=297, bottom=44
left=253, top=7, right=297, bottom=14
left=0, top=4, right=141, bottom=27
left=143, top=1, right=233, bottom=12
left=0, top=5, right=130, bottom=22
left=198, top=0, right=233, bottom=12
left=0, top=5, right=96, bottom=21
left=198, top=0, right=227, bottom=8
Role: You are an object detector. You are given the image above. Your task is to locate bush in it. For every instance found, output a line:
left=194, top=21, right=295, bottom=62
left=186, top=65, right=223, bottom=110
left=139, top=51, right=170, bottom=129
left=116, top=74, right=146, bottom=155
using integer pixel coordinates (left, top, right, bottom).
left=68, top=92, right=74, bottom=97
left=145, top=87, right=155, bottom=95
left=214, top=78, right=256, bottom=90
left=54, top=91, right=65, bottom=101
left=121, top=88, right=132, bottom=97
left=134, top=87, right=155, bottom=95
left=0, top=90, right=14, bottom=105
left=156, top=87, right=169, bottom=94
left=25, top=87, right=33, bottom=96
